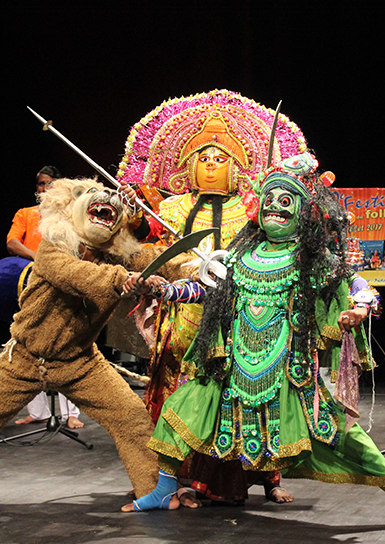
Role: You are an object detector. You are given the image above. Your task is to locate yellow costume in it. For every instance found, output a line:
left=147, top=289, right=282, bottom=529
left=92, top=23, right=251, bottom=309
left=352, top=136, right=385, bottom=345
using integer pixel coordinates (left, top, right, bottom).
left=119, top=90, right=307, bottom=503
left=156, top=192, right=248, bottom=371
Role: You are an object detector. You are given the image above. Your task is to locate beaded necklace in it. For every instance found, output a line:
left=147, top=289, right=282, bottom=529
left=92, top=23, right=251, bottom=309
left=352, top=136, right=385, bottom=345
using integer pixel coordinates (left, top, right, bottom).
left=232, top=242, right=299, bottom=308
left=227, top=242, right=299, bottom=406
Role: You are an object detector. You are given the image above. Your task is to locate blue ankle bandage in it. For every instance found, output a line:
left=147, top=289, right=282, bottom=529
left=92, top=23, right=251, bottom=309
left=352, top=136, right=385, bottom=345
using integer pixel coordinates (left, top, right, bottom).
left=133, top=470, right=177, bottom=511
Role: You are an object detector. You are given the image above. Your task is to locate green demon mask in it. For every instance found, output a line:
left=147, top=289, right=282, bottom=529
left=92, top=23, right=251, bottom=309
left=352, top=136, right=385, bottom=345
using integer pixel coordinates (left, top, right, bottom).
left=256, top=152, right=319, bottom=243
left=260, top=187, right=301, bottom=241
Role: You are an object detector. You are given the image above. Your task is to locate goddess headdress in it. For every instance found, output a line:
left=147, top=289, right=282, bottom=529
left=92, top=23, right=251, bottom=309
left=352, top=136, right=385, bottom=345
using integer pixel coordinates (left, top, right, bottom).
left=117, top=89, right=307, bottom=195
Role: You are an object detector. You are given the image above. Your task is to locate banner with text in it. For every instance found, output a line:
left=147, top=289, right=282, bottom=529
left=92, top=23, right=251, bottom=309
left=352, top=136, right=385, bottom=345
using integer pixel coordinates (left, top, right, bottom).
left=332, top=187, right=385, bottom=286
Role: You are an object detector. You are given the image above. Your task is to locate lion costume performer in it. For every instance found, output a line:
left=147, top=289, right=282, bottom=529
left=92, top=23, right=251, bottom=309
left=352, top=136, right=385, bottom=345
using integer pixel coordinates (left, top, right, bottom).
left=121, top=151, right=385, bottom=512
left=0, top=177, right=195, bottom=500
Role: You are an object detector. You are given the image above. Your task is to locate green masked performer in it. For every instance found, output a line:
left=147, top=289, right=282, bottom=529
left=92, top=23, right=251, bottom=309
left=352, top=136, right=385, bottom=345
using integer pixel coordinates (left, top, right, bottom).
left=122, top=151, right=384, bottom=512
left=116, top=90, right=307, bottom=428
left=118, top=90, right=306, bottom=504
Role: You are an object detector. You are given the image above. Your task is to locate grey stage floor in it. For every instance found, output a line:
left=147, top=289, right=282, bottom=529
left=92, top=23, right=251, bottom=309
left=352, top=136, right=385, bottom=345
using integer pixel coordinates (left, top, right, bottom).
left=1, top=378, right=385, bottom=544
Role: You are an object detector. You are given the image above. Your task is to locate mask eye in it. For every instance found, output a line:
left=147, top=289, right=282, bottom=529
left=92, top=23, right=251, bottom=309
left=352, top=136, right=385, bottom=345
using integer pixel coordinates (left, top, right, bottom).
left=87, top=187, right=98, bottom=194
left=279, top=195, right=292, bottom=207
left=199, top=156, right=208, bottom=163
left=265, top=195, right=273, bottom=206
left=214, top=156, right=228, bottom=163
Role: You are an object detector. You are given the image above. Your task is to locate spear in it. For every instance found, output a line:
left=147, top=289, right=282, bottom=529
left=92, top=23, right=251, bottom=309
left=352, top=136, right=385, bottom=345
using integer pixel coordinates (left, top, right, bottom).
left=27, top=106, right=181, bottom=238
left=27, top=106, right=227, bottom=281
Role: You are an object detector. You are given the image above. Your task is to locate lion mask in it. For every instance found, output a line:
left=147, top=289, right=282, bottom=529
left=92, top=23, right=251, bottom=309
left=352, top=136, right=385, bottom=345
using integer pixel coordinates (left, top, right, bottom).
left=38, top=178, right=141, bottom=263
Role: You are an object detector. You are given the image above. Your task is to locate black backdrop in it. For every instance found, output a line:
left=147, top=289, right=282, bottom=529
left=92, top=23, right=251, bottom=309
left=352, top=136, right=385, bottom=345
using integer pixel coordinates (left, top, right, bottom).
left=2, top=2, right=384, bottom=375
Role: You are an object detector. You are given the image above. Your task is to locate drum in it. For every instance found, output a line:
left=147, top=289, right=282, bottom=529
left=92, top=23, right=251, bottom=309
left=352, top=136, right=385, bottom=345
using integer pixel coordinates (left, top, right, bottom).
left=0, top=256, right=33, bottom=322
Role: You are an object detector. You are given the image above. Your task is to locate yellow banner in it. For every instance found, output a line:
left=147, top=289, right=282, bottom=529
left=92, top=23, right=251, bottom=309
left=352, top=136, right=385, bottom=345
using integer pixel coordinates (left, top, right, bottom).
left=358, top=270, right=385, bottom=286
left=333, top=188, right=385, bottom=285
left=332, top=187, right=384, bottom=241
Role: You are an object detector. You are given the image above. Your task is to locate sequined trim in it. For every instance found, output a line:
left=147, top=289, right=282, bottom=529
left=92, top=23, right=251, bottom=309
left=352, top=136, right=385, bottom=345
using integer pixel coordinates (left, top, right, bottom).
left=158, top=457, right=180, bottom=475
left=162, top=408, right=212, bottom=455
left=279, top=438, right=312, bottom=457
left=147, top=436, right=186, bottom=462
left=331, top=369, right=338, bottom=383
left=240, top=457, right=293, bottom=471
left=316, top=336, right=333, bottom=350
left=207, top=345, right=227, bottom=358
left=284, top=467, right=385, bottom=488
left=358, top=350, right=376, bottom=371
left=320, top=324, right=342, bottom=342
left=179, top=360, right=198, bottom=379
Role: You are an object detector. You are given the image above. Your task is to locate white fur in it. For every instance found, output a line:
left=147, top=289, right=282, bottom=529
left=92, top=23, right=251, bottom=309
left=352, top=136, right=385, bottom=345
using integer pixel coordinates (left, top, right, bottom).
left=38, top=178, right=141, bottom=263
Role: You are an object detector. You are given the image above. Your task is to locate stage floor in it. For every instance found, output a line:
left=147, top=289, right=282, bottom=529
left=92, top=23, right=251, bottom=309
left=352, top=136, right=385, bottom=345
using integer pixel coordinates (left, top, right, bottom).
left=1, top=380, right=384, bottom=544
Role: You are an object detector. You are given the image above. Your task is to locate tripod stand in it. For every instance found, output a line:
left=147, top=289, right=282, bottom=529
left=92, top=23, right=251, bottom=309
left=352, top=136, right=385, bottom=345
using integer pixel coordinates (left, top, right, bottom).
left=0, top=391, right=93, bottom=449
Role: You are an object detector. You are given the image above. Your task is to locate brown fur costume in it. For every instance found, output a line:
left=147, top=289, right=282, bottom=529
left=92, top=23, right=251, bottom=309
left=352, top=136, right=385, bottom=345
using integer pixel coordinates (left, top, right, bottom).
left=0, top=178, right=195, bottom=499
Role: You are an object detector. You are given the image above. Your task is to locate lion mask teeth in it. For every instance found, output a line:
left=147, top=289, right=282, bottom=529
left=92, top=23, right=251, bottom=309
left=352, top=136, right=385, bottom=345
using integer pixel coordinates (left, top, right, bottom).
left=87, top=203, right=118, bottom=230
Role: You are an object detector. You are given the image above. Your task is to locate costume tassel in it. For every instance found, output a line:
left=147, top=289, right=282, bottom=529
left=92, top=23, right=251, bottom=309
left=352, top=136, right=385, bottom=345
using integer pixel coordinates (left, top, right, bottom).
left=312, top=349, right=320, bottom=428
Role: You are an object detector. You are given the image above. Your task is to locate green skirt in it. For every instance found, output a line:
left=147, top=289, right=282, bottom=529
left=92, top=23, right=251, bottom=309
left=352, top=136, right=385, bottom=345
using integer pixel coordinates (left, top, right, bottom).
left=148, top=376, right=385, bottom=489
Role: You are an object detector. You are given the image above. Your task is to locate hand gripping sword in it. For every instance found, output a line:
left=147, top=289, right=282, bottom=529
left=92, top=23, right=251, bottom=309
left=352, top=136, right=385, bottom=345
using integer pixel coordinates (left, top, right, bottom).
left=27, top=107, right=227, bottom=286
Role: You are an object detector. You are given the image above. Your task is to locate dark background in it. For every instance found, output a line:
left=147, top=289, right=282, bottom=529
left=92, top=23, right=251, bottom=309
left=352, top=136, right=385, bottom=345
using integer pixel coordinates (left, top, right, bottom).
left=3, top=2, right=383, bottom=217
left=2, top=2, right=384, bottom=375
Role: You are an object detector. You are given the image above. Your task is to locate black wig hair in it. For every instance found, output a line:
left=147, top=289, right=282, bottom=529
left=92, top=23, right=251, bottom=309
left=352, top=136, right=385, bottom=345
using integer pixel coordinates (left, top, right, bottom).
left=295, top=181, right=351, bottom=357
left=192, top=177, right=352, bottom=382
left=183, top=194, right=224, bottom=250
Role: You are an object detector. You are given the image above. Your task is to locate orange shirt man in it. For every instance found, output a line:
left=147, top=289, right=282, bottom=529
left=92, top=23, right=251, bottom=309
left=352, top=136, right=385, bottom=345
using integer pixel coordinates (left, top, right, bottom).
left=7, top=206, right=42, bottom=258
left=6, top=168, right=56, bottom=260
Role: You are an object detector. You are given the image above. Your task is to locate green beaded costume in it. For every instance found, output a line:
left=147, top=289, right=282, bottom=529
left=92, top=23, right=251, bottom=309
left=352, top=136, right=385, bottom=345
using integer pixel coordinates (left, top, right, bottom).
left=148, top=241, right=385, bottom=488
left=146, top=150, right=385, bottom=491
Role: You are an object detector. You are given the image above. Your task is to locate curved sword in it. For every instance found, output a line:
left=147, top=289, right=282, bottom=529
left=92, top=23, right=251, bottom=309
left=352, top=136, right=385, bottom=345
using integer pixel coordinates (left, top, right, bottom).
left=139, top=228, right=220, bottom=281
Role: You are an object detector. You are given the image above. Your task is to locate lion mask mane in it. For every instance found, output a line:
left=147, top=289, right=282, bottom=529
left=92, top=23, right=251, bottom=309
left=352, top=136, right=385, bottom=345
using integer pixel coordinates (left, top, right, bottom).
left=38, top=178, right=141, bottom=265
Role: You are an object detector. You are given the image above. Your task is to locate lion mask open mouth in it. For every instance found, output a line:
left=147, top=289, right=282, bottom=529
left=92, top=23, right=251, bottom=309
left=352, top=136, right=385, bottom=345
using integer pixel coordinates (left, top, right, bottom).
left=87, top=202, right=119, bottom=230
left=72, top=185, right=125, bottom=246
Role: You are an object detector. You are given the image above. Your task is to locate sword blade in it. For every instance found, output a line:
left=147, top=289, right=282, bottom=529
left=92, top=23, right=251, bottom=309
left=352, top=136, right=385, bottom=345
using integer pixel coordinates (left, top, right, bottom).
left=140, top=228, right=219, bottom=280
left=266, top=100, right=282, bottom=168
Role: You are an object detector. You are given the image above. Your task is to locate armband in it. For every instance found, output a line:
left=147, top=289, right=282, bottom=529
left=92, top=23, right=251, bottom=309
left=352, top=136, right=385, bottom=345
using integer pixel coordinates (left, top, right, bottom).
left=152, top=280, right=206, bottom=303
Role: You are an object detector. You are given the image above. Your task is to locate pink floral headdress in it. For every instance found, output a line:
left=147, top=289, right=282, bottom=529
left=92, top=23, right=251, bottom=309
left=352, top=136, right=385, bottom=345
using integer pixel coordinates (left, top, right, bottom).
left=117, top=89, right=307, bottom=196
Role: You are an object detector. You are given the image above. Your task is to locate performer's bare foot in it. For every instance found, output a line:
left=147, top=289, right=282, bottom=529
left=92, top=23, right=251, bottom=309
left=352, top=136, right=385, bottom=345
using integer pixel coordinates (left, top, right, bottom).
left=121, top=494, right=180, bottom=512
left=66, top=416, right=84, bottom=429
left=15, top=415, right=48, bottom=425
left=267, top=486, right=294, bottom=503
left=178, top=489, right=202, bottom=508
